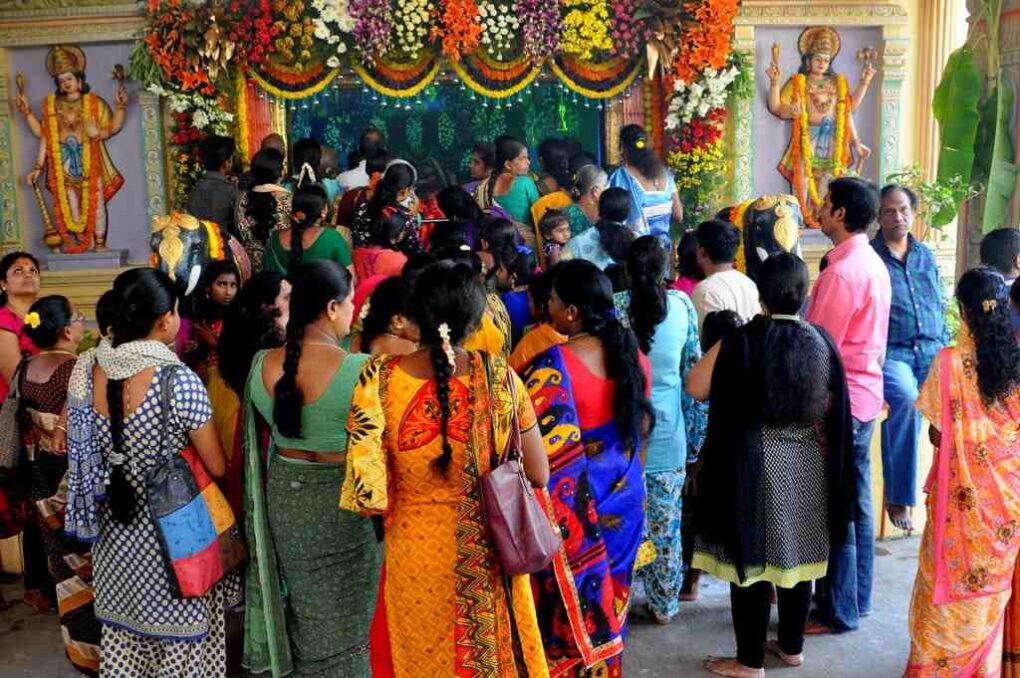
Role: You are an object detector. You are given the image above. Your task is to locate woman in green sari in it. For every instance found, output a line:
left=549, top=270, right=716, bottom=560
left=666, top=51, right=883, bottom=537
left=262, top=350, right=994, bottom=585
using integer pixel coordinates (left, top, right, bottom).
left=243, top=261, right=381, bottom=677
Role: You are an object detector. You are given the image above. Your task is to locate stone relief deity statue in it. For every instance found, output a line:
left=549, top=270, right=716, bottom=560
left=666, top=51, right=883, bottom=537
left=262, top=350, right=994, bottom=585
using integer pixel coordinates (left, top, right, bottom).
left=15, top=45, right=129, bottom=253
left=766, top=27, right=876, bottom=227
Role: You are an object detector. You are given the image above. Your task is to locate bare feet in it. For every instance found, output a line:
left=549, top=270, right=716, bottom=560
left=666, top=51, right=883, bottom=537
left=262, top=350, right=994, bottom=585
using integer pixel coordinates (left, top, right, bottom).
left=887, top=504, right=914, bottom=532
left=705, top=657, right=765, bottom=678
left=803, top=621, right=834, bottom=635
left=681, top=569, right=701, bottom=601
left=766, top=640, right=804, bottom=667
left=22, top=589, right=54, bottom=613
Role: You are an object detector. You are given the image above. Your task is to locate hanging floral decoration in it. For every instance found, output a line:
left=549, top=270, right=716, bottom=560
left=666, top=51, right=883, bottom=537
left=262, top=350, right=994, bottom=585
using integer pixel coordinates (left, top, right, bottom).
left=672, top=0, right=740, bottom=85
left=664, top=0, right=742, bottom=231
left=561, top=0, right=614, bottom=61
left=432, top=0, right=483, bottom=61
left=349, top=0, right=392, bottom=60
left=393, top=0, right=434, bottom=60
left=310, top=0, right=356, bottom=67
left=479, top=1, right=521, bottom=61
left=134, top=0, right=746, bottom=221
left=608, top=0, right=647, bottom=58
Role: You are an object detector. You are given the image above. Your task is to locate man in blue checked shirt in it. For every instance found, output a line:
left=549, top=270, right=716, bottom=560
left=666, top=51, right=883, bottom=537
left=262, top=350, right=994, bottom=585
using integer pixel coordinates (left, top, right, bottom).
left=871, top=185, right=948, bottom=533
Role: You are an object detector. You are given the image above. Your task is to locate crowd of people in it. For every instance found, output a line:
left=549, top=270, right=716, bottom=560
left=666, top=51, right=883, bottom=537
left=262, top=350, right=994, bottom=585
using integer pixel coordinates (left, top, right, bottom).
left=1, top=125, right=1020, bottom=678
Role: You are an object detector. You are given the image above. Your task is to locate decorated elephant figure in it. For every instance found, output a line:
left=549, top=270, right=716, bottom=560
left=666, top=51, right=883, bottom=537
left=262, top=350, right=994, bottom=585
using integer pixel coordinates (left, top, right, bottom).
left=716, top=193, right=804, bottom=280
left=150, top=212, right=250, bottom=300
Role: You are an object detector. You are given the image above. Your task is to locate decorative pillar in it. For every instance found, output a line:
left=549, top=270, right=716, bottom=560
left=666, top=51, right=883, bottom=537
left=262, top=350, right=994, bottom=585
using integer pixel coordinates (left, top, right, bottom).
left=915, top=0, right=965, bottom=180
left=0, top=47, right=18, bottom=249
left=878, top=29, right=909, bottom=184
left=732, top=24, right=755, bottom=202
left=138, top=90, right=167, bottom=225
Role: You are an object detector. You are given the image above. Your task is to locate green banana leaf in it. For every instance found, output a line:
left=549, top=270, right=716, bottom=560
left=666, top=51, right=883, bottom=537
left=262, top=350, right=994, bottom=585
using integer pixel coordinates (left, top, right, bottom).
left=932, top=48, right=982, bottom=189
left=981, top=76, right=1019, bottom=232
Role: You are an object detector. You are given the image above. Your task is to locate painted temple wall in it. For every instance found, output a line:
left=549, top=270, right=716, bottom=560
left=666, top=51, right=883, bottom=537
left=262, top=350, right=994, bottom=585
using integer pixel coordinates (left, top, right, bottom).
left=9, top=42, right=150, bottom=263
left=751, top=25, right=883, bottom=195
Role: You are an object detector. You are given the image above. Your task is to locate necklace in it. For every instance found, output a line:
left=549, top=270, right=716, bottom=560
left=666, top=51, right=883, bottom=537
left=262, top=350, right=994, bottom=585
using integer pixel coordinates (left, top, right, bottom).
left=36, top=349, right=77, bottom=358
left=305, top=324, right=340, bottom=347
left=568, top=332, right=592, bottom=342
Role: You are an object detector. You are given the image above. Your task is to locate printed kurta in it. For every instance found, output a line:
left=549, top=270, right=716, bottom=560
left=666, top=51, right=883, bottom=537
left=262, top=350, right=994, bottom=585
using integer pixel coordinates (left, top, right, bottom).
left=340, top=353, right=548, bottom=678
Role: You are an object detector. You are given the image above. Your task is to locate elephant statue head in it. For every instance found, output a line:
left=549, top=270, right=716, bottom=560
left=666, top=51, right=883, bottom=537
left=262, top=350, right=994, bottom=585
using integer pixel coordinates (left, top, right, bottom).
left=150, top=212, right=231, bottom=299
left=716, top=194, right=803, bottom=280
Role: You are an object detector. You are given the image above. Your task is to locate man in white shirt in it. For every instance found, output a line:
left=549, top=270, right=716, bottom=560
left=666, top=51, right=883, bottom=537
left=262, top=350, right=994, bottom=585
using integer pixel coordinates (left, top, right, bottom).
left=691, top=218, right=761, bottom=329
left=338, top=126, right=386, bottom=190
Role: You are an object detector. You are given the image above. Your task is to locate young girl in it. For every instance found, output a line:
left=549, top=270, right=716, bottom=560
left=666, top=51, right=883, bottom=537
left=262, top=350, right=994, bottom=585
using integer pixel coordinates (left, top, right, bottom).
left=355, top=277, right=419, bottom=356
left=494, top=248, right=533, bottom=348
left=539, top=208, right=571, bottom=269
left=183, top=260, right=239, bottom=381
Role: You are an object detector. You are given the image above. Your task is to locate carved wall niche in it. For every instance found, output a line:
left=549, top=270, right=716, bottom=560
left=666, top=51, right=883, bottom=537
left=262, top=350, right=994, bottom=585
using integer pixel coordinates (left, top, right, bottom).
left=0, top=2, right=161, bottom=315
left=732, top=1, right=909, bottom=262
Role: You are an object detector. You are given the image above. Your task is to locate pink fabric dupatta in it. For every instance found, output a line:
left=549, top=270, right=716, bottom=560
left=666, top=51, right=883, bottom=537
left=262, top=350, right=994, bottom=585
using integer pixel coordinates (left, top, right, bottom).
left=928, top=347, right=1020, bottom=606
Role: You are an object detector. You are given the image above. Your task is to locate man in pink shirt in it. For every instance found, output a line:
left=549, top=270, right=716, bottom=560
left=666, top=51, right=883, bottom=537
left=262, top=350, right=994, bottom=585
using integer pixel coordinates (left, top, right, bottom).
left=805, top=177, right=890, bottom=634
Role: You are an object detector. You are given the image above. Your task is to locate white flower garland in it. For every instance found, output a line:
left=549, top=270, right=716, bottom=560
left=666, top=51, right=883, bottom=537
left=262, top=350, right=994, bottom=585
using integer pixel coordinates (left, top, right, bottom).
left=665, top=65, right=739, bottom=129
left=147, top=84, right=233, bottom=133
left=393, top=0, right=432, bottom=59
left=311, top=0, right=355, bottom=67
left=479, top=1, right=520, bottom=60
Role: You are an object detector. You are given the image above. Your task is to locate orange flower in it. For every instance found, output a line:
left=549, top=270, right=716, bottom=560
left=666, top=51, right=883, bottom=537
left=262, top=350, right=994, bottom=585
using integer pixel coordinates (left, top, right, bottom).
left=434, top=0, right=482, bottom=61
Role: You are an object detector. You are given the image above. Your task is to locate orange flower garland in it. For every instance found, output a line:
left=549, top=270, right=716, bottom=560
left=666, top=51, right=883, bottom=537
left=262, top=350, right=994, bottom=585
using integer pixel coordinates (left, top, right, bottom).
left=673, top=0, right=739, bottom=84
left=432, top=0, right=482, bottom=61
left=44, top=94, right=101, bottom=253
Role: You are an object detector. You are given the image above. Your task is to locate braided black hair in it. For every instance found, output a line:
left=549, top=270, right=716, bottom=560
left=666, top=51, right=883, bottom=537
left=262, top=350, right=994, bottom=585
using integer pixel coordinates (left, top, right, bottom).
left=596, top=188, right=636, bottom=264
left=106, top=268, right=178, bottom=524
left=957, top=267, right=1020, bottom=404
left=550, top=260, right=654, bottom=451
left=287, top=182, right=328, bottom=274
left=625, top=236, right=668, bottom=354
left=245, top=149, right=285, bottom=243
left=411, top=261, right=486, bottom=474
left=273, top=261, right=352, bottom=438
left=368, top=162, right=416, bottom=222
left=218, top=271, right=287, bottom=395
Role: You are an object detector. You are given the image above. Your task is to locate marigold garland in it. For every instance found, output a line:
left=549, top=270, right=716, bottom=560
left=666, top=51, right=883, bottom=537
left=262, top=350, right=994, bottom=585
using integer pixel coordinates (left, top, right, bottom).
left=728, top=199, right=754, bottom=273
left=673, top=0, right=739, bottom=84
left=791, top=73, right=851, bottom=226
left=44, top=94, right=100, bottom=253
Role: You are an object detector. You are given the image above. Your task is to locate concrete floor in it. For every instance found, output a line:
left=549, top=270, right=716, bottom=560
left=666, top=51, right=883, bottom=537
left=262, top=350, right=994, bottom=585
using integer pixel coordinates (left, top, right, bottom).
left=1, top=538, right=918, bottom=677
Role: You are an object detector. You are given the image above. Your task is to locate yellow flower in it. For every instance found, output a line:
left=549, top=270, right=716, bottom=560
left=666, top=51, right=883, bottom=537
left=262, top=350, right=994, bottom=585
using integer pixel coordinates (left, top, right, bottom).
left=24, top=312, right=41, bottom=329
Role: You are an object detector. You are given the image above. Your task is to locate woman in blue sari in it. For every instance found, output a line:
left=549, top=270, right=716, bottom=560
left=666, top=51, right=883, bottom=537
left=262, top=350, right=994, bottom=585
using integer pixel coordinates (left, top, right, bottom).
left=520, top=259, right=653, bottom=676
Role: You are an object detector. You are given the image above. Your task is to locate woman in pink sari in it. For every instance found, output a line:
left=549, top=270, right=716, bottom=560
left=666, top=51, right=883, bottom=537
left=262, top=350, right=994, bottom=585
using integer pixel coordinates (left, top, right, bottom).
left=906, top=268, right=1020, bottom=676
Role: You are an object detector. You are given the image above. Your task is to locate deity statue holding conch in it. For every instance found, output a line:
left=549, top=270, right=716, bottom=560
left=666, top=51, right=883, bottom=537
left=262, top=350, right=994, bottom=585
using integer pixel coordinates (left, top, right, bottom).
left=766, top=27, right=876, bottom=227
left=15, top=45, right=128, bottom=253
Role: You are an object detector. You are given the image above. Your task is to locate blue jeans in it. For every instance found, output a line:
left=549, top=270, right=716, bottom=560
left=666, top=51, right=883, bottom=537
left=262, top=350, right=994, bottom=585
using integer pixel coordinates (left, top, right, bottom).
left=881, top=359, right=925, bottom=507
left=817, top=418, right=875, bottom=631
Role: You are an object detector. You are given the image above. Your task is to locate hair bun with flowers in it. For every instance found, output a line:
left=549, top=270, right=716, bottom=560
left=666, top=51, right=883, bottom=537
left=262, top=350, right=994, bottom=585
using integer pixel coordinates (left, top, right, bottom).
left=24, top=311, right=41, bottom=329
left=291, top=210, right=307, bottom=225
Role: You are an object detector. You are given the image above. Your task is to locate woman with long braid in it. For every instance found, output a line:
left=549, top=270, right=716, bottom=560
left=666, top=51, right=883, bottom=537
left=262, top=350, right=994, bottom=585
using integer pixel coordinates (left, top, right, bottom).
left=64, top=268, right=238, bottom=676
left=341, top=261, right=550, bottom=677
left=264, top=180, right=352, bottom=277
left=243, top=261, right=380, bottom=677
left=520, top=258, right=653, bottom=675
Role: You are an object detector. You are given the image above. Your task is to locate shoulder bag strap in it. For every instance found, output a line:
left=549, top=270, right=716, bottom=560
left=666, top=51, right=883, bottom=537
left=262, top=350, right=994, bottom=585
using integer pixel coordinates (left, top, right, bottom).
left=158, top=365, right=179, bottom=462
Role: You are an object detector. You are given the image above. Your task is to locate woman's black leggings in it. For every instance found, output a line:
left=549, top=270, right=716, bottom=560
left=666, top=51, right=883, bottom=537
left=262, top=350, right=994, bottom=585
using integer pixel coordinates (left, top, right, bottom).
left=729, top=580, right=812, bottom=669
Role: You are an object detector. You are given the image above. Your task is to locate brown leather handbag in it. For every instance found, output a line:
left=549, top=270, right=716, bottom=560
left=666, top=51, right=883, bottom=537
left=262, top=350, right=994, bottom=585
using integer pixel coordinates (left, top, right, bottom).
left=480, top=357, right=562, bottom=576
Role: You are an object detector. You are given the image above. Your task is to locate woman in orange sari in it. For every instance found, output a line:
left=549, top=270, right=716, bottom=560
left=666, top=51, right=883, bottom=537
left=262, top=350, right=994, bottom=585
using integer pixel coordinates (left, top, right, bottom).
left=340, top=261, right=550, bottom=677
left=906, top=268, right=1020, bottom=677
